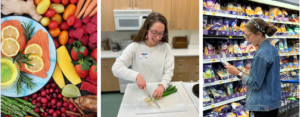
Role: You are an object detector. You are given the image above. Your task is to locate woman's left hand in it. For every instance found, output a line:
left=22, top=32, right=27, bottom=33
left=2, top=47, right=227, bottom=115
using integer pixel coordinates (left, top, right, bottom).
left=224, top=64, right=240, bottom=76
left=152, top=85, right=165, bottom=99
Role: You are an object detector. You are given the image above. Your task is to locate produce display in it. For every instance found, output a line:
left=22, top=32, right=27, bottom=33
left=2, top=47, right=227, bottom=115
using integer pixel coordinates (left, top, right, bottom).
left=1, top=0, right=98, bottom=116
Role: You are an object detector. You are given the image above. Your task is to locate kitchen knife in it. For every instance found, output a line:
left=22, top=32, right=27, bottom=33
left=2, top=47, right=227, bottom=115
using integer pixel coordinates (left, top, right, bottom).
left=142, top=88, right=161, bottom=109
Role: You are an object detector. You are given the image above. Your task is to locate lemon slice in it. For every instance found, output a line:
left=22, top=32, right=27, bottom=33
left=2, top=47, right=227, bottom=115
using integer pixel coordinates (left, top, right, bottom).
left=25, top=44, right=43, bottom=57
left=1, top=25, right=19, bottom=40
left=25, top=55, right=44, bottom=73
left=1, top=38, right=20, bottom=57
left=62, top=84, right=81, bottom=98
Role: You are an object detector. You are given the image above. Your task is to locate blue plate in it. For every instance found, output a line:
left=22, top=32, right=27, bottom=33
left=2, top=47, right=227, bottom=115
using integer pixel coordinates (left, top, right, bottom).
left=1, top=16, right=56, bottom=97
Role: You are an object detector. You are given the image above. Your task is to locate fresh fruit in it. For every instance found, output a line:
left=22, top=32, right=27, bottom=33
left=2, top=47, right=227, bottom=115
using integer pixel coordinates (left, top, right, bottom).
left=58, top=31, right=69, bottom=45
left=70, top=0, right=78, bottom=4
left=68, top=103, right=74, bottom=109
left=25, top=55, right=44, bottom=73
left=1, top=38, right=20, bottom=57
left=61, top=84, right=81, bottom=98
left=89, top=61, right=97, bottom=80
left=48, top=27, right=61, bottom=37
left=34, top=107, right=40, bottom=113
left=37, top=0, right=51, bottom=14
left=63, top=4, right=76, bottom=20
left=73, top=19, right=82, bottom=28
left=40, top=17, right=51, bottom=26
left=90, top=48, right=97, bottom=61
left=51, top=14, right=62, bottom=24
left=52, top=63, right=65, bottom=89
left=70, top=41, right=88, bottom=61
left=25, top=44, right=43, bottom=57
left=57, top=46, right=82, bottom=85
left=45, top=9, right=56, bottom=17
left=58, top=22, right=70, bottom=30
left=69, top=29, right=75, bottom=38
left=52, top=0, right=61, bottom=3
left=66, top=15, right=76, bottom=26
left=86, top=22, right=97, bottom=34
left=34, top=0, right=42, bottom=6
left=53, top=39, right=59, bottom=48
left=88, top=33, right=97, bottom=50
left=82, top=25, right=88, bottom=34
left=72, top=107, right=77, bottom=112
left=68, top=38, right=77, bottom=45
left=63, top=101, right=68, bottom=107
left=73, top=28, right=84, bottom=40
left=91, top=14, right=97, bottom=25
left=1, top=25, right=19, bottom=40
left=80, top=81, right=97, bottom=94
left=72, top=54, right=93, bottom=78
left=49, top=3, right=65, bottom=13
left=48, top=21, right=59, bottom=29
left=61, top=0, right=69, bottom=5
left=82, top=16, right=91, bottom=24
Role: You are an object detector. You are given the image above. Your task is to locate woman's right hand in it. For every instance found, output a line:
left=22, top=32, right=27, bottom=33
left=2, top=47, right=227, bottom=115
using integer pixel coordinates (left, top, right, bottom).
left=136, top=74, right=146, bottom=90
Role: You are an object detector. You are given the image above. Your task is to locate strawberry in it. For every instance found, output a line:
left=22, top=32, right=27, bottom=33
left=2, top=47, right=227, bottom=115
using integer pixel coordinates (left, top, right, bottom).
left=69, top=41, right=88, bottom=61
left=90, top=48, right=97, bottom=61
left=72, top=54, right=93, bottom=78
left=89, top=61, right=97, bottom=80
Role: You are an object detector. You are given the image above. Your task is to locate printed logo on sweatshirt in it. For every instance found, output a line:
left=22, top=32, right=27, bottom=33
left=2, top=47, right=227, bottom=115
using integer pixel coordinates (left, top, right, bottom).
left=139, top=52, right=149, bottom=59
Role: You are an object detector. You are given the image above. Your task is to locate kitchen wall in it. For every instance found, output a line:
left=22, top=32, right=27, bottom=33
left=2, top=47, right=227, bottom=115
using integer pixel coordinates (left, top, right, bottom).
left=101, top=30, right=199, bottom=49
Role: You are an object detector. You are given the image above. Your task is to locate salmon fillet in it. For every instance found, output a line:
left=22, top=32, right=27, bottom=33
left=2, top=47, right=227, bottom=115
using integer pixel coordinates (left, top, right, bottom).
left=19, top=29, right=50, bottom=78
left=1, top=20, right=27, bottom=51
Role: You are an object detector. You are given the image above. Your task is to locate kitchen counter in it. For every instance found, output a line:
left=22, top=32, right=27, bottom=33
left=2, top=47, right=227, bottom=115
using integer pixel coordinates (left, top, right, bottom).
left=117, top=82, right=199, bottom=117
left=101, top=45, right=199, bottom=58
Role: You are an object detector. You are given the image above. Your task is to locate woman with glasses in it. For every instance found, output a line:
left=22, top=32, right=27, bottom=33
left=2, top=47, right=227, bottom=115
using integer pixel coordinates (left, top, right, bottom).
left=225, top=18, right=281, bottom=117
left=112, top=12, right=174, bottom=99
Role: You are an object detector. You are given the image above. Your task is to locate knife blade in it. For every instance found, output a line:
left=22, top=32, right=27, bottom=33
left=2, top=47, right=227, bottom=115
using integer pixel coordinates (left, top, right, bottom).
left=142, top=89, right=161, bottom=109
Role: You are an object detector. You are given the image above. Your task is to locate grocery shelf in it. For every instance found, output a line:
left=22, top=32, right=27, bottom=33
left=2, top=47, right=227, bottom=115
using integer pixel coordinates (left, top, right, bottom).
left=280, top=68, right=299, bottom=72
left=203, top=78, right=240, bottom=87
left=267, top=36, right=300, bottom=39
left=203, top=96, right=246, bottom=111
left=279, top=53, right=299, bottom=56
left=203, top=56, right=253, bottom=64
left=203, top=11, right=299, bottom=25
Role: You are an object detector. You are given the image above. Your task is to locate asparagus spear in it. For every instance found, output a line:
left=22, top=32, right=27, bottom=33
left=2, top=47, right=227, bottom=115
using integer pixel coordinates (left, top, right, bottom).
left=1, top=109, right=19, bottom=117
left=1, top=104, right=25, bottom=117
left=14, top=98, right=36, bottom=108
left=1, top=102, right=27, bottom=115
left=1, top=96, right=40, bottom=117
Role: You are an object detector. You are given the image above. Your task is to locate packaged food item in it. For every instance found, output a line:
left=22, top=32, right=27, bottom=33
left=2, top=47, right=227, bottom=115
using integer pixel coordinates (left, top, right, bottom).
left=215, top=86, right=227, bottom=98
left=288, top=56, right=294, bottom=68
left=234, top=61, right=244, bottom=71
left=203, top=64, right=215, bottom=79
left=203, top=89, right=212, bottom=107
left=286, top=25, right=294, bottom=36
left=210, top=87, right=222, bottom=99
left=282, top=56, right=289, bottom=68
left=236, top=3, right=245, bottom=15
left=269, top=7, right=280, bottom=20
left=213, top=105, right=232, bottom=113
left=220, top=58, right=230, bottom=66
left=240, top=40, right=248, bottom=53
left=293, top=25, right=299, bottom=37
left=206, top=88, right=214, bottom=98
left=254, top=6, right=263, bottom=16
left=231, top=102, right=241, bottom=109
left=226, top=112, right=237, bottom=117
left=239, top=20, right=247, bottom=31
left=203, top=0, right=207, bottom=8
left=204, top=16, right=208, bottom=29
left=223, top=18, right=231, bottom=31
left=282, top=9, right=288, bottom=18
left=265, top=8, right=270, bottom=17
left=278, top=40, right=285, bottom=53
left=224, top=83, right=234, bottom=96
left=210, top=17, right=223, bottom=30
left=294, top=56, right=299, bottom=67
left=218, top=40, right=230, bottom=54
left=226, top=2, right=235, bottom=11
left=205, top=0, right=216, bottom=9
left=276, top=24, right=282, bottom=33
left=243, top=60, right=252, bottom=72
left=283, top=39, right=288, bottom=50
left=246, top=44, right=256, bottom=53
left=244, top=4, right=254, bottom=16
left=215, top=64, right=228, bottom=80
left=232, top=40, right=243, bottom=56
left=204, top=111, right=219, bottom=117
left=281, top=24, right=287, bottom=33
left=204, top=41, right=215, bottom=55
left=229, top=18, right=237, bottom=31
left=214, top=0, right=221, bottom=10
left=277, top=8, right=283, bottom=18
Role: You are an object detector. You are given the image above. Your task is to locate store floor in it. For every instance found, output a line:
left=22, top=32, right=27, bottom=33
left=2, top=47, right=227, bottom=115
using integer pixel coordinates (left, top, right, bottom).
left=101, top=92, right=124, bottom=117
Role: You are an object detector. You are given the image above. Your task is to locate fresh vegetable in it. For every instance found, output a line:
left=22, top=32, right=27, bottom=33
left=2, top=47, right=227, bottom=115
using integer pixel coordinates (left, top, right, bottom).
left=48, top=27, right=61, bottom=37
left=70, top=41, right=89, bottom=61
left=90, top=48, right=97, bottom=61
left=51, top=14, right=62, bottom=24
left=73, top=19, right=82, bottom=29
left=34, top=0, right=42, bottom=6
left=68, top=38, right=77, bottom=45
left=72, top=54, right=93, bottom=78
left=74, top=95, right=97, bottom=112
left=70, top=0, right=78, bottom=4
left=40, top=17, right=50, bottom=26
left=36, top=0, right=51, bottom=14
left=144, top=85, right=178, bottom=106
left=44, top=9, right=56, bottom=17
left=77, top=0, right=91, bottom=18
left=63, top=4, right=76, bottom=20
left=89, top=61, right=97, bottom=80
left=52, top=0, right=61, bottom=3
left=1, top=104, right=25, bottom=117
left=59, top=31, right=69, bottom=45
left=89, top=6, right=97, bottom=17
left=49, top=3, right=65, bottom=13
left=59, top=22, right=70, bottom=30
left=67, top=15, right=76, bottom=26
left=57, top=46, right=82, bottom=85
left=74, top=0, right=84, bottom=17
left=53, top=39, right=59, bottom=48
left=48, top=21, right=58, bottom=29
left=14, top=98, right=36, bottom=109
left=52, top=63, right=65, bottom=89
left=61, top=0, right=69, bottom=6
left=83, top=0, right=97, bottom=17
left=1, top=0, right=42, bottom=21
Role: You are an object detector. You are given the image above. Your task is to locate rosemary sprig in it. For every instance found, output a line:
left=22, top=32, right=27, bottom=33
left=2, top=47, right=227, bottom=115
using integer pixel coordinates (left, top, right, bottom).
left=21, top=21, right=35, bottom=42
left=13, top=50, right=32, bottom=68
left=16, top=72, right=36, bottom=95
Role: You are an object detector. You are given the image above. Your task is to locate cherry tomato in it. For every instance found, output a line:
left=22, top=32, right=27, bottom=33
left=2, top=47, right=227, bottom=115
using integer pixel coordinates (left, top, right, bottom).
left=36, top=0, right=51, bottom=14
left=34, top=0, right=42, bottom=6
left=52, top=0, right=61, bottom=3
left=44, top=9, right=56, bottom=17
left=59, top=22, right=70, bottom=30
left=66, top=15, right=76, bottom=26
left=63, top=4, right=76, bottom=20
left=59, top=31, right=69, bottom=45
left=40, top=17, right=51, bottom=26
left=49, top=3, right=65, bottom=13
left=48, top=28, right=61, bottom=37
left=61, top=0, right=69, bottom=6
left=48, top=21, right=58, bottom=29
left=51, top=14, right=62, bottom=24
left=70, top=0, right=78, bottom=4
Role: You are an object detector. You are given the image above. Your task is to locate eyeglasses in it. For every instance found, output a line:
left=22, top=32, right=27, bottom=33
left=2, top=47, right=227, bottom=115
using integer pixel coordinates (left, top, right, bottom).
left=149, top=29, right=166, bottom=38
left=245, top=33, right=253, bottom=39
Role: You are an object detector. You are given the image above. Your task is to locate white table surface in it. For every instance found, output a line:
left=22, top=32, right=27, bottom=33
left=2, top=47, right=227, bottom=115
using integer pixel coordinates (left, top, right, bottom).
left=117, top=82, right=199, bottom=117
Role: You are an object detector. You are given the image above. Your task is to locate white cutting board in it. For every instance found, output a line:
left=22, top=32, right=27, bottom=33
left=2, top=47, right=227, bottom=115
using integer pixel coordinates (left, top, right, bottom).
left=135, top=83, right=188, bottom=114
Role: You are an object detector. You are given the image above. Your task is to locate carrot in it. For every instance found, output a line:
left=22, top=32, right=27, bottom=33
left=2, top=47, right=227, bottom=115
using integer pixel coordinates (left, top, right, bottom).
left=89, top=6, right=97, bottom=17
left=77, top=0, right=92, bottom=18
left=74, top=0, right=85, bottom=17
left=83, top=0, right=97, bottom=17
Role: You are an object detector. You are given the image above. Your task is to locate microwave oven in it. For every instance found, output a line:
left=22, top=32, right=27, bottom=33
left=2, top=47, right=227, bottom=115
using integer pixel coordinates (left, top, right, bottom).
left=114, top=10, right=152, bottom=31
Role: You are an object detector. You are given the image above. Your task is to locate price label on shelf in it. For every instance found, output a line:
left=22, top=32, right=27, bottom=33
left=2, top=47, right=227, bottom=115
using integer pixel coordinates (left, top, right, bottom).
left=212, top=59, right=216, bottom=62
left=277, top=36, right=279, bottom=38
left=236, top=57, right=239, bottom=60
left=211, top=105, right=215, bottom=108
left=268, top=20, right=271, bottom=22
left=229, top=36, right=232, bottom=38
left=246, top=56, right=249, bottom=59
left=285, top=69, right=288, bottom=71
left=277, top=20, right=280, bottom=23
left=212, top=13, right=216, bottom=15
left=296, top=21, right=299, bottom=23
left=203, top=11, right=206, bottom=14
left=272, top=36, right=274, bottom=38
left=245, top=16, right=248, bottom=19
left=286, top=22, right=288, bottom=24
left=230, top=79, right=233, bottom=82
left=245, top=96, right=247, bottom=98
left=219, top=81, right=222, bottom=84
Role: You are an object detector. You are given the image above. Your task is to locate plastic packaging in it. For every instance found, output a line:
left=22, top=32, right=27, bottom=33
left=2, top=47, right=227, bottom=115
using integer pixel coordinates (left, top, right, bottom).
left=229, top=18, right=237, bottom=31
left=243, top=60, right=252, bottom=72
left=254, top=6, right=263, bottom=16
left=226, top=2, right=235, bottom=11
left=240, top=40, right=248, bottom=53
left=224, top=83, right=234, bottom=96
left=210, top=87, right=222, bottom=99
left=204, top=41, right=215, bottom=55
left=210, top=17, right=223, bottom=30
left=204, top=64, right=214, bottom=79
left=223, top=18, right=231, bottom=31
left=218, top=40, right=230, bottom=54
left=234, top=61, right=244, bottom=71
left=232, top=40, right=243, bottom=56
left=282, top=9, right=288, bottom=18
left=279, top=40, right=285, bottom=53
left=203, top=89, right=212, bottom=107
left=237, top=3, right=245, bottom=15
left=205, top=0, right=216, bottom=9
left=204, top=16, right=208, bottom=29
left=244, top=4, right=254, bottom=16
left=214, top=0, right=221, bottom=10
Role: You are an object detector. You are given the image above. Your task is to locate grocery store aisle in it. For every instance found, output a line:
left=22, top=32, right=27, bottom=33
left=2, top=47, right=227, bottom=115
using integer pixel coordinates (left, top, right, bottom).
left=101, top=92, right=124, bottom=117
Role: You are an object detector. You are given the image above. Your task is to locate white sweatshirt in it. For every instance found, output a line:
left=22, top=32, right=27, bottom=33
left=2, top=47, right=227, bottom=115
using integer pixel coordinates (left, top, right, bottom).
left=112, top=41, right=174, bottom=89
